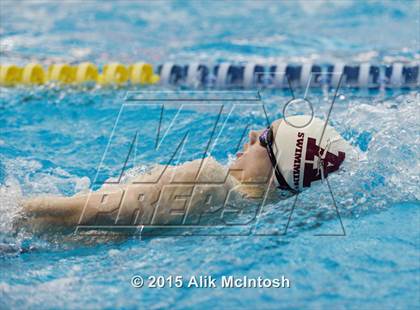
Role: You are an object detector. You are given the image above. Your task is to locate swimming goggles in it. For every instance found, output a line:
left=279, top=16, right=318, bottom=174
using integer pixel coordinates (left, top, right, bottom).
left=259, top=126, right=297, bottom=193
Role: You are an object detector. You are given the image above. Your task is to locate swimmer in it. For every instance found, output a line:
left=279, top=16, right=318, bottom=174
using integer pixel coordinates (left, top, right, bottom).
left=19, top=115, right=350, bottom=232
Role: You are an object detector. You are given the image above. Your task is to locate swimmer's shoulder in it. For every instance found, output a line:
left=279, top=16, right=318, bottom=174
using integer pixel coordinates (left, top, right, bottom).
left=129, top=157, right=237, bottom=187
left=178, top=156, right=239, bottom=186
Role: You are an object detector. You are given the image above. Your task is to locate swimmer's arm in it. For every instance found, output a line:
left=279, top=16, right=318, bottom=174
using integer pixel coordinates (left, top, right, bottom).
left=20, top=164, right=173, bottom=228
left=21, top=186, right=141, bottom=227
left=20, top=160, right=208, bottom=228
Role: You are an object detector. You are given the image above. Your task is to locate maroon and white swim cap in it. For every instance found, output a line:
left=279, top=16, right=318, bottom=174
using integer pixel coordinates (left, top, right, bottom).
left=273, top=115, right=350, bottom=191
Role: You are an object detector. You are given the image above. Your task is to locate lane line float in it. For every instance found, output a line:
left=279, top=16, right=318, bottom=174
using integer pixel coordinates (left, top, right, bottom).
left=0, top=62, right=418, bottom=88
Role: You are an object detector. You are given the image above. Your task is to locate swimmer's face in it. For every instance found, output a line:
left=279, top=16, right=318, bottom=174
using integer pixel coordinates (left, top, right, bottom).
left=229, top=119, right=282, bottom=183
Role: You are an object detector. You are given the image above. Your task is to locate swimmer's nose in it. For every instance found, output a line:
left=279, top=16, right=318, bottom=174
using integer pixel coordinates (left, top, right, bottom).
left=249, top=130, right=260, bottom=145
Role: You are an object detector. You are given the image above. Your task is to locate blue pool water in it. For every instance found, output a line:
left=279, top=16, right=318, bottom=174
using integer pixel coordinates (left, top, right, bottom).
left=1, top=1, right=419, bottom=309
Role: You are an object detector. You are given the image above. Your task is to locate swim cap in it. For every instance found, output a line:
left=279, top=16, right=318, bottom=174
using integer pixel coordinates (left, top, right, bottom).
left=272, top=115, right=349, bottom=191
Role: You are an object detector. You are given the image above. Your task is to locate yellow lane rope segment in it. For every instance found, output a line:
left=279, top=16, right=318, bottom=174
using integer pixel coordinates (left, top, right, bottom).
left=0, top=65, right=23, bottom=86
left=128, top=62, right=160, bottom=84
left=48, top=63, right=75, bottom=83
left=0, top=62, right=158, bottom=86
left=22, top=63, right=46, bottom=84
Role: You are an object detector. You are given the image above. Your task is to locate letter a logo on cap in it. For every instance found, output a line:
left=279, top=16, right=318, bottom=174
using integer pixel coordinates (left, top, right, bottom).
left=273, top=116, right=349, bottom=191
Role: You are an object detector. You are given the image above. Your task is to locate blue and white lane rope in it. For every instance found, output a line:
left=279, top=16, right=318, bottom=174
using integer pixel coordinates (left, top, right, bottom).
left=157, top=62, right=419, bottom=89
